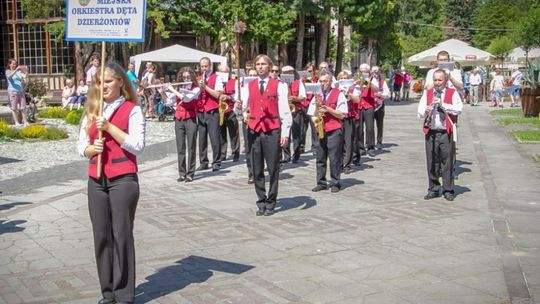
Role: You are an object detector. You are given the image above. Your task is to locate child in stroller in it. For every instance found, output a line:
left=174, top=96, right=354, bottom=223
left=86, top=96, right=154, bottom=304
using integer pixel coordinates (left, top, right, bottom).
left=154, top=83, right=176, bottom=121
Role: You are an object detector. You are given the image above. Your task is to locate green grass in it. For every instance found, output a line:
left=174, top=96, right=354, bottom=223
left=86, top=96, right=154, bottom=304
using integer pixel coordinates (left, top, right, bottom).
left=490, top=108, right=523, bottom=116
left=513, top=130, right=540, bottom=142
left=498, top=117, right=540, bottom=126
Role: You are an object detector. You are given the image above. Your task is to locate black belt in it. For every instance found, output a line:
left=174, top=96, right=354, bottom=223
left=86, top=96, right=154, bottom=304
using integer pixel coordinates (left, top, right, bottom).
left=89, top=157, right=130, bottom=164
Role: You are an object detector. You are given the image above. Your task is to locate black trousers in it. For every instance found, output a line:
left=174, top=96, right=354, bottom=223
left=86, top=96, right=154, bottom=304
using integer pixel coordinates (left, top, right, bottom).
left=358, top=107, right=375, bottom=152
left=342, top=117, right=355, bottom=169
left=283, top=110, right=304, bottom=162
left=242, top=122, right=253, bottom=179
left=248, top=128, right=281, bottom=211
left=219, top=111, right=240, bottom=161
left=197, top=110, right=221, bottom=167
left=425, top=131, right=455, bottom=193
left=301, top=107, right=319, bottom=151
left=352, top=118, right=361, bottom=163
left=316, top=128, right=343, bottom=187
left=374, top=104, right=385, bottom=145
left=175, top=118, right=197, bottom=179
left=88, top=174, right=139, bottom=303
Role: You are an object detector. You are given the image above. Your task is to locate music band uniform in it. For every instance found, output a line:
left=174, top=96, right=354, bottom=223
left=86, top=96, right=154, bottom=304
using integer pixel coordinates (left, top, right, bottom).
left=284, top=78, right=307, bottom=162
left=220, top=78, right=241, bottom=162
left=197, top=70, right=222, bottom=170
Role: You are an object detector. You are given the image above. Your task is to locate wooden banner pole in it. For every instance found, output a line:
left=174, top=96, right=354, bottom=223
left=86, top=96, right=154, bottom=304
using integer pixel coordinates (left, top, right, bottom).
left=97, top=41, right=106, bottom=178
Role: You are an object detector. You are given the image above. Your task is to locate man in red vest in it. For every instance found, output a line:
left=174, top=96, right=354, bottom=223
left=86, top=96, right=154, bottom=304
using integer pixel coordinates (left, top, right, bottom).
left=417, top=69, right=463, bottom=201
left=218, top=65, right=240, bottom=162
left=237, top=54, right=292, bottom=216
left=197, top=57, right=222, bottom=172
left=307, top=72, right=348, bottom=193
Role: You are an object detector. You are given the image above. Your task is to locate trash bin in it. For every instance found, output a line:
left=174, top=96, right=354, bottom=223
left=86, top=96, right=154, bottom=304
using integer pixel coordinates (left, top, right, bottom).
left=520, top=87, right=540, bottom=118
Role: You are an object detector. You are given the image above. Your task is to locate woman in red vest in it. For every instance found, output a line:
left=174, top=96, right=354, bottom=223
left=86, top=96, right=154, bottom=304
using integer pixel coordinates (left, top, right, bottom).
left=77, top=61, right=145, bottom=304
left=167, top=67, right=201, bottom=182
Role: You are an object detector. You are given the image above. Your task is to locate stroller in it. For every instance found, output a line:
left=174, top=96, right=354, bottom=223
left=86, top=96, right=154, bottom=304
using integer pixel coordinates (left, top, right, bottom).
left=155, top=88, right=175, bottom=121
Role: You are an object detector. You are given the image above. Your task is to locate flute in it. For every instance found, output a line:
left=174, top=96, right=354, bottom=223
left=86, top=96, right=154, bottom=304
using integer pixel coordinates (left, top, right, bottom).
left=144, top=82, right=192, bottom=89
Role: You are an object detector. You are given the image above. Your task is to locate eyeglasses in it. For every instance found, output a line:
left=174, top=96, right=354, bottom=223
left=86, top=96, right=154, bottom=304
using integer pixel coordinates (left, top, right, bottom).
left=271, top=70, right=279, bottom=73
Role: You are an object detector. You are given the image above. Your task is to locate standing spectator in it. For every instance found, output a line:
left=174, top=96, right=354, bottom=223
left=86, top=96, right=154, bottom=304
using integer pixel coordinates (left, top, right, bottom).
left=402, top=70, right=412, bottom=102
left=392, top=69, right=404, bottom=102
left=77, top=61, right=145, bottom=304
left=490, top=69, right=505, bottom=108
left=463, top=71, right=471, bottom=104
left=141, top=63, right=156, bottom=118
left=509, top=67, right=523, bottom=108
left=86, top=56, right=100, bottom=84
left=6, top=58, right=28, bottom=126
left=126, top=63, right=139, bottom=91
left=469, top=68, right=482, bottom=106
left=62, top=78, right=77, bottom=109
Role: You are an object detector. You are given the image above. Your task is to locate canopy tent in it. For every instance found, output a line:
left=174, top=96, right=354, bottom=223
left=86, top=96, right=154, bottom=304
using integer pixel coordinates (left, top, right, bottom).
left=407, top=38, right=493, bottom=67
left=130, top=44, right=227, bottom=76
left=507, top=47, right=540, bottom=64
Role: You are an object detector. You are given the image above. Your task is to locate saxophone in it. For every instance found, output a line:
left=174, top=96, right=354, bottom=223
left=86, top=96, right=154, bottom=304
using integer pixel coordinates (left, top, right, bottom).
left=314, top=97, right=325, bottom=139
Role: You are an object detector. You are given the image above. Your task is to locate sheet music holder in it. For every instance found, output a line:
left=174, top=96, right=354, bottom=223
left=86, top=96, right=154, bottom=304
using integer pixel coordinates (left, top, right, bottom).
left=304, top=83, right=322, bottom=95
left=338, top=79, right=355, bottom=91
left=243, top=76, right=257, bottom=86
left=239, top=69, right=246, bottom=78
left=298, top=70, right=311, bottom=81
left=216, top=72, right=229, bottom=84
left=280, top=74, right=295, bottom=87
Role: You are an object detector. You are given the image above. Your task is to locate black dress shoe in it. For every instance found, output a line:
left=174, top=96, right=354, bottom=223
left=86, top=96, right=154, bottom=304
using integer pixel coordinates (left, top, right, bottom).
left=443, top=192, right=455, bottom=201
left=330, top=186, right=340, bottom=193
left=312, top=184, right=328, bottom=192
left=177, top=176, right=185, bottom=182
left=264, top=209, right=275, bottom=216
left=343, top=167, right=351, bottom=175
left=98, top=298, right=115, bottom=304
left=196, top=164, right=209, bottom=171
left=185, top=176, right=193, bottom=183
left=367, top=150, right=375, bottom=157
left=424, top=191, right=440, bottom=200
left=232, top=155, right=240, bottom=162
left=212, top=165, right=220, bottom=172
left=248, top=177, right=254, bottom=184
left=256, top=209, right=265, bottom=216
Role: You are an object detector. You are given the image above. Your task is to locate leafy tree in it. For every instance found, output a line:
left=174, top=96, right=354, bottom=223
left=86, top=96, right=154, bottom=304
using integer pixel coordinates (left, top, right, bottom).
left=487, top=36, right=514, bottom=67
left=514, top=6, right=540, bottom=51
left=442, top=0, right=477, bottom=42
left=471, top=0, right=518, bottom=49
left=399, top=0, right=444, bottom=59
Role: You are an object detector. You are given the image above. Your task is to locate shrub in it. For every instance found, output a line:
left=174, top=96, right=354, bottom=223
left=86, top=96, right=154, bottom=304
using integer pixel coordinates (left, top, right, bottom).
left=65, top=109, right=84, bottom=125
left=0, top=119, right=9, bottom=136
left=26, top=79, right=48, bottom=98
left=21, top=124, right=47, bottom=138
left=38, top=107, right=69, bottom=119
left=3, top=127, right=23, bottom=139
left=41, top=127, right=68, bottom=140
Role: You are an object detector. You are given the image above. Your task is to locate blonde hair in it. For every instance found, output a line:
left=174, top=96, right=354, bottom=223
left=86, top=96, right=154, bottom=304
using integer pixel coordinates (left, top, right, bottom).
left=84, top=61, right=138, bottom=130
left=254, top=54, right=273, bottom=67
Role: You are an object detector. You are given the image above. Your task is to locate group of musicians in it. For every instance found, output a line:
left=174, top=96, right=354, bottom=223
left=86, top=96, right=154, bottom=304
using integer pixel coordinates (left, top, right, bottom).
left=163, top=54, right=393, bottom=216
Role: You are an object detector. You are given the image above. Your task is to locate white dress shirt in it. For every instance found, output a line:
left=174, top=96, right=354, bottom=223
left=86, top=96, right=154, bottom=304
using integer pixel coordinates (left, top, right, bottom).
left=307, top=89, right=348, bottom=116
left=77, top=96, right=146, bottom=158
left=417, top=88, right=463, bottom=118
left=372, top=78, right=391, bottom=98
left=425, top=68, right=463, bottom=90
left=469, top=73, right=482, bottom=86
left=239, top=76, right=292, bottom=137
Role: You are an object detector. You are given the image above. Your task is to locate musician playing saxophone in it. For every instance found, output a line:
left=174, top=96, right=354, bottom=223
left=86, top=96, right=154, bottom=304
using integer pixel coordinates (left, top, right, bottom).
left=281, top=65, right=306, bottom=164
left=307, top=72, right=348, bottom=193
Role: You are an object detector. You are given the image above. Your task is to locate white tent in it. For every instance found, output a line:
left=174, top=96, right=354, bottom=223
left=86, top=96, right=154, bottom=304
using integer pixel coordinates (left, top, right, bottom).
left=507, top=47, right=540, bottom=64
left=407, top=38, right=494, bottom=67
left=130, top=44, right=227, bottom=75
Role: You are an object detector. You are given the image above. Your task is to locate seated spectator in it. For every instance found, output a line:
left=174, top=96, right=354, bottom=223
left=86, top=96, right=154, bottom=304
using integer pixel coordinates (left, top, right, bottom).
left=73, top=79, right=88, bottom=110
left=62, top=79, right=76, bottom=109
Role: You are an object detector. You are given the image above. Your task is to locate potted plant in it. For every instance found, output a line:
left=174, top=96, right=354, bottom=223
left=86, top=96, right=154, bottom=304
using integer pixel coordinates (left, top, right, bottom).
left=514, top=6, right=540, bottom=117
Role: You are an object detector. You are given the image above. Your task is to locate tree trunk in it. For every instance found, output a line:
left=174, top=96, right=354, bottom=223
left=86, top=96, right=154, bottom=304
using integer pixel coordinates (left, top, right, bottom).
left=335, top=15, right=344, bottom=74
left=367, top=37, right=378, bottom=66
left=295, top=12, right=305, bottom=70
left=279, top=44, right=288, bottom=67
left=317, top=7, right=331, bottom=65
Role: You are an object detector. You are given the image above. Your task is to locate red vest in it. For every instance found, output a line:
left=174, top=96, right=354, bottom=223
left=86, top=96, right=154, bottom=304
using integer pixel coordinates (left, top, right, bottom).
left=321, top=88, right=342, bottom=132
left=199, top=72, right=219, bottom=112
left=175, top=85, right=199, bottom=120
left=247, top=78, right=281, bottom=133
left=376, top=78, right=386, bottom=104
left=423, top=88, right=457, bottom=135
left=302, top=76, right=319, bottom=108
left=344, top=86, right=359, bottom=120
left=289, top=80, right=304, bottom=112
left=88, top=101, right=138, bottom=179
left=223, top=78, right=237, bottom=114
left=356, top=81, right=378, bottom=110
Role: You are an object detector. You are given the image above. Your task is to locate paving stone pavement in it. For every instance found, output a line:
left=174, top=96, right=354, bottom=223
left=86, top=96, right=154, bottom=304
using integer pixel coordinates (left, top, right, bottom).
left=1, top=101, right=539, bottom=304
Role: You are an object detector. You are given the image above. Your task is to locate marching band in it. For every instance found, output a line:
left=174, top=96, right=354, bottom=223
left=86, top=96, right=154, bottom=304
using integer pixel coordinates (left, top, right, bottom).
left=137, top=55, right=391, bottom=216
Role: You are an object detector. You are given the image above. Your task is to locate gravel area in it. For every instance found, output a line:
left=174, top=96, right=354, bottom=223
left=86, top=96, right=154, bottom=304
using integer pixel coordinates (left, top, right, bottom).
left=0, top=118, right=175, bottom=181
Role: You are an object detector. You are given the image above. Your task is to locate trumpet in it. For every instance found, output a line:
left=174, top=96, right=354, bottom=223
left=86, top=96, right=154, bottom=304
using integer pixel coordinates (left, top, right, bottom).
left=219, top=99, right=229, bottom=126
left=289, top=103, right=296, bottom=113
left=362, top=79, right=370, bottom=88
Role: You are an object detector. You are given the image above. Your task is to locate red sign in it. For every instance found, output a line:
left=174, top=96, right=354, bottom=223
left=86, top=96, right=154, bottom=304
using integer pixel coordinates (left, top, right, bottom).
left=465, top=55, right=477, bottom=60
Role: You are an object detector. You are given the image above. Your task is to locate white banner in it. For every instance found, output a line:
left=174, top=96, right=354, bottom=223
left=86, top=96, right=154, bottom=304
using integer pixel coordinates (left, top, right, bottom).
left=65, top=0, right=146, bottom=42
